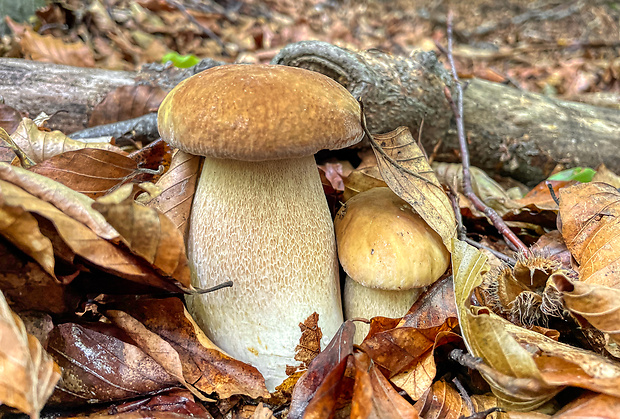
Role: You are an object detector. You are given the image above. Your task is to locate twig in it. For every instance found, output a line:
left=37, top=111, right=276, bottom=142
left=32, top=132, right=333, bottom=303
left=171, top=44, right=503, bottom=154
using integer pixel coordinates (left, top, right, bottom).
left=449, top=349, right=545, bottom=395
left=69, top=113, right=160, bottom=145
left=464, top=237, right=517, bottom=266
left=452, top=376, right=475, bottom=415
left=444, top=12, right=529, bottom=254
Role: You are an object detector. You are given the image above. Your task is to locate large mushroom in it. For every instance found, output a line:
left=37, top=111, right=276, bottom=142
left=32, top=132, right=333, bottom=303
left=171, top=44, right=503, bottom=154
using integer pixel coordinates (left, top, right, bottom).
left=335, top=187, right=451, bottom=343
left=157, top=64, right=363, bottom=390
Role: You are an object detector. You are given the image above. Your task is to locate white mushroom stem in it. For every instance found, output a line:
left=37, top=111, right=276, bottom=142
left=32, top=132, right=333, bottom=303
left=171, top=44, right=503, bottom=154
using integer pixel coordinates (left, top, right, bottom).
left=344, top=275, right=422, bottom=344
left=186, top=155, right=343, bottom=391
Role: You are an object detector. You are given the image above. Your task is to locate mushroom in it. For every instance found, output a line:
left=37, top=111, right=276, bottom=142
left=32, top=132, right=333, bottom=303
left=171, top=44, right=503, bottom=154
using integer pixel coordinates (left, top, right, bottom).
left=334, top=187, right=450, bottom=343
left=157, top=64, right=363, bottom=390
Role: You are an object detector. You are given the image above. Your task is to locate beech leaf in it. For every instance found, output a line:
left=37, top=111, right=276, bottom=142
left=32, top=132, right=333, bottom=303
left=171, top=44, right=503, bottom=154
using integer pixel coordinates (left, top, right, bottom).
left=554, top=275, right=620, bottom=346
left=558, top=182, right=620, bottom=288
left=11, top=118, right=123, bottom=164
left=0, top=291, right=61, bottom=419
left=47, top=323, right=178, bottom=404
left=94, top=184, right=191, bottom=287
left=108, top=298, right=269, bottom=399
left=30, top=149, right=140, bottom=199
left=370, top=127, right=457, bottom=249
left=141, top=150, right=201, bottom=239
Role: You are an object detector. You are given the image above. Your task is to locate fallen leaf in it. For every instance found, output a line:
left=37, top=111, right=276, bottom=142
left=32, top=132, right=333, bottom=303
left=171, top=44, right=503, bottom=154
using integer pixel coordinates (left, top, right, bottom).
left=592, top=163, right=620, bottom=189
left=94, top=184, right=191, bottom=287
left=553, top=275, right=620, bottom=346
left=0, top=103, right=22, bottom=135
left=127, top=138, right=173, bottom=184
left=0, top=163, right=119, bottom=240
left=558, top=182, right=620, bottom=287
left=0, top=177, right=181, bottom=292
left=398, top=275, right=457, bottom=329
left=552, top=391, right=620, bottom=418
left=342, top=165, right=387, bottom=202
left=0, top=290, right=61, bottom=418
left=107, top=298, right=269, bottom=399
left=0, top=238, right=80, bottom=314
left=141, top=150, right=201, bottom=239
left=286, top=312, right=323, bottom=375
left=371, top=127, right=457, bottom=249
left=9, top=21, right=95, bottom=67
left=0, top=194, right=56, bottom=278
left=413, top=380, right=471, bottom=419
left=351, top=351, right=419, bottom=419
left=47, top=322, right=178, bottom=404
left=11, top=118, right=124, bottom=164
left=29, top=149, right=140, bottom=199
left=454, top=239, right=620, bottom=410
left=452, top=239, right=559, bottom=410
left=289, top=320, right=355, bottom=419
left=93, top=389, right=214, bottom=418
left=89, top=85, right=167, bottom=127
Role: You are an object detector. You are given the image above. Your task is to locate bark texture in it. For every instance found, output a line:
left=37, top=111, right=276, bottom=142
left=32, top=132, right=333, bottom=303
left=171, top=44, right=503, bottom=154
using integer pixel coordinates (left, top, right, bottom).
left=0, top=57, right=223, bottom=134
left=272, top=41, right=620, bottom=184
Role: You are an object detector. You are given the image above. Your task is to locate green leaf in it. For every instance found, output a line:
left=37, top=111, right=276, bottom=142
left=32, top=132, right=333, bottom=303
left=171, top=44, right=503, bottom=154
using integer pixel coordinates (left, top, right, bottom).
left=161, top=52, right=201, bottom=68
left=547, top=167, right=596, bottom=182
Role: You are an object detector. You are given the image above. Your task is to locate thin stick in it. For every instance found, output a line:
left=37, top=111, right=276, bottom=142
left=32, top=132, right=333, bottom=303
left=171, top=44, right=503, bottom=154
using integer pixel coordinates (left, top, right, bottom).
left=444, top=11, right=529, bottom=254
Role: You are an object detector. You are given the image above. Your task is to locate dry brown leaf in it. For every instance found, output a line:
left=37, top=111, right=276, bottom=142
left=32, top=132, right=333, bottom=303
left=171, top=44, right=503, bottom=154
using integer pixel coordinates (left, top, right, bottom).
left=289, top=321, right=356, bottom=419
left=0, top=104, right=22, bottom=135
left=413, top=380, right=472, bottom=419
left=593, top=163, right=620, bottom=189
left=141, top=150, right=201, bottom=239
left=558, top=182, right=620, bottom=287
left=47, top=322, right=178, bottom=404
left=398, top=275, right=457, bottom=329
left=0, top=238, right=80, bottom=314
left=452, top=239, right=559, bottom=410
left=103, top=308, right=209, bottom=402
left=108, top=298, right=269, bottom=399
left=94, top=184, right=191, bottom=287
left=127, top=138, right=174, bottom=185
left=351, top=351, right=419, bottom=419
left=552, top=391, right=620, bottom=418
left=360, top=318, right=459, bottom=378
left=286, top=312, right=323, bottom=375
left=454, top=239, right=620, bottom=411
left=0, top=290, right=61, bottom=418
left=82, top=389, right=214, bottom=418
left=0, top=163, right=119, bottom=240
left=11, top=118, right=124, bottom=164
left=0, top=177, right=181, bottom=292
left=554, top=275, right=620, bottom=346
left=9, top=21, right=95, bottom=67
left=0, top=197, right=56, bottom=278
left=30, top=149, right=140, bottom=199
left=342, top=165, right=387, bottom=202
left=371, top=127, right=456, bottom=249
left=89, top=85, right=167, bottom=127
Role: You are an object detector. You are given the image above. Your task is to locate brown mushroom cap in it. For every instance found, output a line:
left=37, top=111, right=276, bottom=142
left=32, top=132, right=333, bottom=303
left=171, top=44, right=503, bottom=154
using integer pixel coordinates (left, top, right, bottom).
left=335, top=187, right=450, bottom=290
left=157, top=64, right=364, bottom=161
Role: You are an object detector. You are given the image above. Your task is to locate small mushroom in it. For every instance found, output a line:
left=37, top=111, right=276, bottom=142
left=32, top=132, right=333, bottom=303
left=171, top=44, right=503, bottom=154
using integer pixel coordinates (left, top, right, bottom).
left=157, top=64, right=363, bottom=390
left=335, top=187, right=450, bottom=343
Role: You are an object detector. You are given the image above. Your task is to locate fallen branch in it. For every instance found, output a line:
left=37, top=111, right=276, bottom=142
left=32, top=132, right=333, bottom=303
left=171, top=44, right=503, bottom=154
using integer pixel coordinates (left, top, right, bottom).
left=272, top=41, right=620, bottom=184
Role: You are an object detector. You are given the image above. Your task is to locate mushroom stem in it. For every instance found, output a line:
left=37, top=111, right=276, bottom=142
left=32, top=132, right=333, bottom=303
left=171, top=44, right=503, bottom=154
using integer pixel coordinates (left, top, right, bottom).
left=344, top=275, right=423, bottom=344
left=186, top=155, right=343, bottom=391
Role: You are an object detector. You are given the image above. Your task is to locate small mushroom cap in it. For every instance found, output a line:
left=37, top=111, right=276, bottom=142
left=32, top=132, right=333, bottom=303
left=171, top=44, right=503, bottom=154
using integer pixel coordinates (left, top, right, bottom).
left=157, top=64, right=364, bottom=161
left=335, top=187, right=450, bottom=290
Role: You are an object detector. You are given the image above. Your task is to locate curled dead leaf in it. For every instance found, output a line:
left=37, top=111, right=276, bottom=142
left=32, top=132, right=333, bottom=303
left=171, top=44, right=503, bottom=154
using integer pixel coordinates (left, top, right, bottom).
left=370, top=127, right=457, bottom=249
left=11, top=118, right=124, bottom=164
left=93, top=184, right=191, bottom=287
left=558, top=182, right=620, bottom=288
left=0, top=291, right=61, bottom=418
